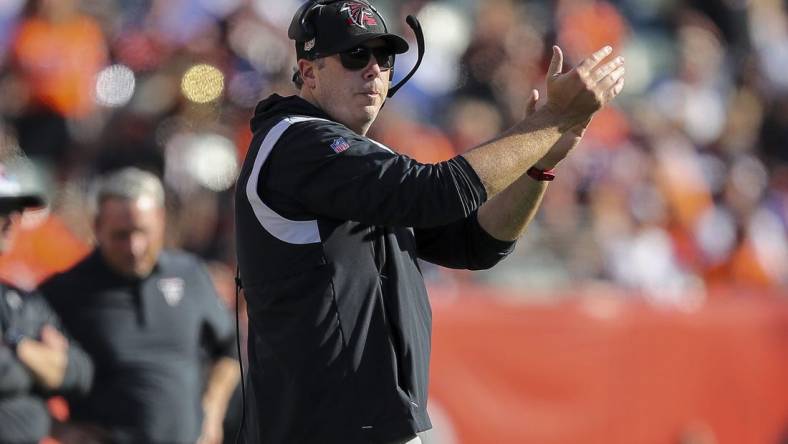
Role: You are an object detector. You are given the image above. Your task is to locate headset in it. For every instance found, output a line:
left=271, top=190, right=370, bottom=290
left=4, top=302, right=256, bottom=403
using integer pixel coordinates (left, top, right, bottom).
left=287, top=0, right=425, bottom=98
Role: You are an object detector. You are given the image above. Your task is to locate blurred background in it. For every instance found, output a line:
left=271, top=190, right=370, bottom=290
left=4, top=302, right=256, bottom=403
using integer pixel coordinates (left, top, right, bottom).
left=0, top=0, right=786, bottom=443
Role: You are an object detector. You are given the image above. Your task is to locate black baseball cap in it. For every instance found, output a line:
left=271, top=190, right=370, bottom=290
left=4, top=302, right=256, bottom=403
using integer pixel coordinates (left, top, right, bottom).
left=0, top=162, right=45, bottom=213
left=288, top=1, right=409, bottom=60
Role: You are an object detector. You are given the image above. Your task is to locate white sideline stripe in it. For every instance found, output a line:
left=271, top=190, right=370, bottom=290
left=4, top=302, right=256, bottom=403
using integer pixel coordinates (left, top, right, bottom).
left=246, top=116, right=328, bottom=245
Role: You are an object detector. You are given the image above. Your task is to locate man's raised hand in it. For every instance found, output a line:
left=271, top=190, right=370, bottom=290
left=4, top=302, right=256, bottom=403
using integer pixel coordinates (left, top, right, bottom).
left=544, top=45, right=625, bottom=126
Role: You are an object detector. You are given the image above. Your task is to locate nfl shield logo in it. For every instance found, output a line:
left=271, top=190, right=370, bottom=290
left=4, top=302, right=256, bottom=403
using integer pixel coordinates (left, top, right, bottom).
left=330, top=137, right=350, bottom=153
left=158, top=277, right=185, bottom=306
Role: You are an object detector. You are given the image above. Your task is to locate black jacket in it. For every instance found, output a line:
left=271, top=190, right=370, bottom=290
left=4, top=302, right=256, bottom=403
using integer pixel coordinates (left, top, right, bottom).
left=234, top=95, right=515, bottom=444
left=0, top=281, right=94, bottom=443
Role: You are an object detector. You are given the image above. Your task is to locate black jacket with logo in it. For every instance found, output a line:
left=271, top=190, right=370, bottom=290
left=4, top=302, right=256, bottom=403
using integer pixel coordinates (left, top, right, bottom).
left=235, top=95, right=515, bottom=444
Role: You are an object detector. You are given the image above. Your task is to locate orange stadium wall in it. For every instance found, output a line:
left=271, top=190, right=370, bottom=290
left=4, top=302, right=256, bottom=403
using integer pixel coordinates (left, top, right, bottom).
left=4, top=216, right=787, bottom=444
left=427, top=286, right=788, bottom=444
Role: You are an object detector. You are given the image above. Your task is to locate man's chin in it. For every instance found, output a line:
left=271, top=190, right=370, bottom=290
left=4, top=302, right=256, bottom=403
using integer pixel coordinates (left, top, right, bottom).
left=360, top=105, right=380, bottom=122
left=112, top=263, right=153, bottom=279
left=133, top=264, right=155, bottom=278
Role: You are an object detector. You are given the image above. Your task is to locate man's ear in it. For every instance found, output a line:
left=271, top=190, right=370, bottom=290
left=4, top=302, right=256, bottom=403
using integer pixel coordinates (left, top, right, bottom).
left=298, top=59, right=317, bottom=89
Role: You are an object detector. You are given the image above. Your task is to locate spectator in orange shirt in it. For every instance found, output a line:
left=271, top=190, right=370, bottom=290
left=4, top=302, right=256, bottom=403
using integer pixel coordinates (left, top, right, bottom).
left=9, top=0, right=108, bottom=118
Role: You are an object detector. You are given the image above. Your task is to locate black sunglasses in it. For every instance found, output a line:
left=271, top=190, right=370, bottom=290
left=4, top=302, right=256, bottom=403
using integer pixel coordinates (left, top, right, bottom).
left=337, top=46, right=395, bottom=71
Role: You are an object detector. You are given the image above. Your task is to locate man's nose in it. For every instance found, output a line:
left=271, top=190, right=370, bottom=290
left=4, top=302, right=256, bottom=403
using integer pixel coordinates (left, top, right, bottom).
left=363, top=60, right=383, bottom=80
left=130, top=233, right=147, bottom=257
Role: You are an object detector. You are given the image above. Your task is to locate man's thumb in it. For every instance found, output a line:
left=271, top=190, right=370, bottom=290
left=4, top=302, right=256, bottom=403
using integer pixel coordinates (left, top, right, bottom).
left=525, top=89, right=539, bottom=117
left=548, top=45, right=563, bottom=78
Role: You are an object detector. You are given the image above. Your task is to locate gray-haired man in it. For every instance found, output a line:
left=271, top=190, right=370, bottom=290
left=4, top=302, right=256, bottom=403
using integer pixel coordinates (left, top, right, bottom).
left=42, top=167, right=240, bottom=444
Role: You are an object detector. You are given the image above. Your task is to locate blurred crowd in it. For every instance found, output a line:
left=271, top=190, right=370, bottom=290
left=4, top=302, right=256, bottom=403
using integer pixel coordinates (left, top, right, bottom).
left=0, top=0, right=787, bottom=308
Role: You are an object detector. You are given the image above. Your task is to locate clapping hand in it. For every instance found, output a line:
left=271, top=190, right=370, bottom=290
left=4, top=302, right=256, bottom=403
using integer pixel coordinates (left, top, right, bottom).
left=527, top=45, right=625, bottom=169
left=543, top=45, right=624, bottom=129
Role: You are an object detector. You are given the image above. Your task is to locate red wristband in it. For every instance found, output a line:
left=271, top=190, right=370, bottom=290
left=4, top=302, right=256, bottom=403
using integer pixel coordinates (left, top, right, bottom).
left=527, top=167, right=556, bottom=182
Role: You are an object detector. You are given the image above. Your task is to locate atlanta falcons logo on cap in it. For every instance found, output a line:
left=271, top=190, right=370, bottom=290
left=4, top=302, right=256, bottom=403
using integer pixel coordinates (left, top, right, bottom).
left=340, top=2, right=378, bottom=29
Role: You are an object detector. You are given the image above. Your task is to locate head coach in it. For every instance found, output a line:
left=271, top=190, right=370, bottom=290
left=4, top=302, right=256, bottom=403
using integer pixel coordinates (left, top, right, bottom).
left=234, top=1, right=625, bottom=443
